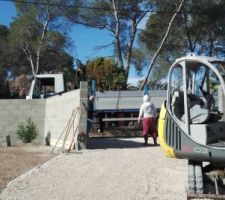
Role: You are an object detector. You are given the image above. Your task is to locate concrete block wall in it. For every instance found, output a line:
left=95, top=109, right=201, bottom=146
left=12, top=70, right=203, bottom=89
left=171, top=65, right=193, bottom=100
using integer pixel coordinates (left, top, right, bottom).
left=45, top=89, right=80, bottom=147
left=77, top=82, right=88, bottom=149
left=0, top=82, right=88, bottom=148
left=0, top=99, right=46, bottom=145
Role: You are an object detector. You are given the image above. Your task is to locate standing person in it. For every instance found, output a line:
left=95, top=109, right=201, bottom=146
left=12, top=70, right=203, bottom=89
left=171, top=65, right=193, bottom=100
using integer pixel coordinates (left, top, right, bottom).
left=138, top=95, right=157, bottom=145
left=87, top=95, right=95, bottom=134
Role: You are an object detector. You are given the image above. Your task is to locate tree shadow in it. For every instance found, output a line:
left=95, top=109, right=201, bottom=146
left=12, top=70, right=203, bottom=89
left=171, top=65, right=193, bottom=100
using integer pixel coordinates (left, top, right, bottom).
left=87, top=137, right=158, bottom=149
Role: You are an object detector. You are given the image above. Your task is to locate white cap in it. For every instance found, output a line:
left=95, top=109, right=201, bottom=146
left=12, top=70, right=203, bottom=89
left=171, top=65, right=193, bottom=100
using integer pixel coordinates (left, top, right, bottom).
left=143, top=95, right=149, bottom=102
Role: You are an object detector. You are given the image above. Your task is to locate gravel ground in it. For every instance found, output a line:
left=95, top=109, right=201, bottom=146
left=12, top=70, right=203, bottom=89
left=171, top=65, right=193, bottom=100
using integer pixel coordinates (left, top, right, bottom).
left=0, top=137, right=188, bottom=200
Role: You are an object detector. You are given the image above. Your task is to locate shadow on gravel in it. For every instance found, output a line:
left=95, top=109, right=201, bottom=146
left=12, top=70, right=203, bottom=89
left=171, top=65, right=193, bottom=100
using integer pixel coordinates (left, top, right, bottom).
left=87, top=137, right=157, bottom=149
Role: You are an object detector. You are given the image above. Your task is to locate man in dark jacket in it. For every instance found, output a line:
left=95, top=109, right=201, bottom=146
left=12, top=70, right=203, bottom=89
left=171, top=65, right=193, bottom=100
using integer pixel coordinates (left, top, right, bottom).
left=87, top=96, right=95, bottom=133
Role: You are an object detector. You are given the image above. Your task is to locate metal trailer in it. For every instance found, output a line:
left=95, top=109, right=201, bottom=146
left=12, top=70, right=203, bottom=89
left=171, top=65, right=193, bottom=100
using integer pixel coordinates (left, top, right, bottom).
left=158, top=54, right=225, bottom=198
left=93, top=90, right=166, bottom=135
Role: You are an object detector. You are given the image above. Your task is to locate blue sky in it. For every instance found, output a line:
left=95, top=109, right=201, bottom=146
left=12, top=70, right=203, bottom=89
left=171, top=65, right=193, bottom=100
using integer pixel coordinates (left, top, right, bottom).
left=0, top=1, right=146, bottom=86
left=70, top=25, right=113, bottom=62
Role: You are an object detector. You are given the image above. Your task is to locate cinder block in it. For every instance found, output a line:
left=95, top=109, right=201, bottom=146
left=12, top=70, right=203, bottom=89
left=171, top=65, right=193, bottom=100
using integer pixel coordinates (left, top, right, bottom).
left=80, top=81, right=87, bottom=89
left=1, top=141, right=7, bottom=147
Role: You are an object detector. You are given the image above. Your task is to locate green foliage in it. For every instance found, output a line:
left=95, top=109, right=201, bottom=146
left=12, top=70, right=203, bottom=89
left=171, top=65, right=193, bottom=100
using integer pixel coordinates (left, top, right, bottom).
left=0, top=76, right=11, bottom=98
left=139, top=0, right=185, bottom=57
left=0, top=25, right=11, bottom=98
left=131, top=48, right=148, bottom=75
left=86, top=57, right=127, bottom=91
left=8, top=15, right=74, bottom=76
left=1, top=0, right=225, bottom=92
left=138, top=0, right=225, bottom=84
left=0, top=2, right=75, bottom=97
left=73, top=60, right=87, bottom=90
left=16, top=117, right=38, bottom=143
left=0, top=25, right=10, bottom=74
left=62, top=0, right=150, bottom=78
left=6, top=1, right=73, bottom=76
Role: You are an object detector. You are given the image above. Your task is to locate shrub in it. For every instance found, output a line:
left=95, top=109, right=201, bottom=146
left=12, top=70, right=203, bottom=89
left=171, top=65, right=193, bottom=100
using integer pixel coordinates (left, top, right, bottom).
left=16, top=117, right=38, bottom=143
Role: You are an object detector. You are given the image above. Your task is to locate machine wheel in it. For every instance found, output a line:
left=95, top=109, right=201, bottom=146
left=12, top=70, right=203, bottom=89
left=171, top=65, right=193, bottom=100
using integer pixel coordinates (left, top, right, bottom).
left=188, top=160, right=203, bottom=194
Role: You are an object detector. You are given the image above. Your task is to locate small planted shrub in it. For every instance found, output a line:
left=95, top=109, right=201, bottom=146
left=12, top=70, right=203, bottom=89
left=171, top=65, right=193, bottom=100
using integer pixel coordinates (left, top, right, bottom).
left=16, top=117, right=38, bottom=143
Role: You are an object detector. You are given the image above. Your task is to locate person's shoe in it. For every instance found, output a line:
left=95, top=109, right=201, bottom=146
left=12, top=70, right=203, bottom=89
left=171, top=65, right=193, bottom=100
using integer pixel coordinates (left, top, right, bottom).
left=144, top=137, right=148, bottom=144
left=154, top=139, right=157, bottom=146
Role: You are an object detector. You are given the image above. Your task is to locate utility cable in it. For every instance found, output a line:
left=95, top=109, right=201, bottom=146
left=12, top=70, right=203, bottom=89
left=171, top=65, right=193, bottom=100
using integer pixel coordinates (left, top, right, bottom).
left=0, top=0, right=203, bottom=15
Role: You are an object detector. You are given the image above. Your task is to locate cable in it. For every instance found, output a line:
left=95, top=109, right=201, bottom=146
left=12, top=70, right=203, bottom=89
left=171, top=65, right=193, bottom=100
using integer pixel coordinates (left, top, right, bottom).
left=1, top=0, right=222, bottom=17
left=0, top=0, right=186, bottom=14
left=2, top=0, right=222, bottom=16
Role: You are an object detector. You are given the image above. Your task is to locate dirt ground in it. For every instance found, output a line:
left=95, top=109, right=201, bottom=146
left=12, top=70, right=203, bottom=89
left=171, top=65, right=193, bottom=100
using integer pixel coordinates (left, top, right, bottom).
left=0, top=143, right=55, bottom=191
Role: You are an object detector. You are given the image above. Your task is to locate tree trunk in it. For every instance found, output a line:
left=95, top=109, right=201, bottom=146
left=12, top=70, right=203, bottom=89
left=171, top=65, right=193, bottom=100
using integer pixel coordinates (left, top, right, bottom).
left=28, top=56, right=35, bottom=75
left=209, top=31, right=214, bottom=56
left=125, top=29, right=136, bottom=79
left=125, top=16, right=137, bottom=79
left=140, top=0, right=185, bottom=90
left=182, top=10, right=194, bottom=52
left=125, top=3, right=149, bottom=81
left=35, top=20, right=48, bottom=75
left=35, top=3, right=50, bottom=74
left=22, top=44, right=35, bottom=75
left=111, top=0, right=124, bottom=68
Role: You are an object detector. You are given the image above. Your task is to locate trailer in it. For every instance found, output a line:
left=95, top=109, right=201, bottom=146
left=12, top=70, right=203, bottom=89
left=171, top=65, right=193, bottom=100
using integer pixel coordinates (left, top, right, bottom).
left=92, top=90, right=166, bottom=135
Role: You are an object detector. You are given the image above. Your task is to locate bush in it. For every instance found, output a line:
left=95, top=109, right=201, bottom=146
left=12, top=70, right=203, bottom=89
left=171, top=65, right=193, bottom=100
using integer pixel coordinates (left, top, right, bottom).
left=16, top=117, right=38, bottom=143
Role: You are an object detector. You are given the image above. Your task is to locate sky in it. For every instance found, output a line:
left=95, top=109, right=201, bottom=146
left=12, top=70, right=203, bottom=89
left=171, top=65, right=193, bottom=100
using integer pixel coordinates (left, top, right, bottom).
left=0, top=1, right=146, bottom=86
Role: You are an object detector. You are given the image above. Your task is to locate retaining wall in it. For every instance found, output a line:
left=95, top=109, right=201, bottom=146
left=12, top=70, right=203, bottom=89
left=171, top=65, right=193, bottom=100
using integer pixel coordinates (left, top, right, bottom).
left=0, top=82, right=88, bottom=148
left=0, top=99, right=46, bottom=146
left=45, top=89, right=80, bottom=147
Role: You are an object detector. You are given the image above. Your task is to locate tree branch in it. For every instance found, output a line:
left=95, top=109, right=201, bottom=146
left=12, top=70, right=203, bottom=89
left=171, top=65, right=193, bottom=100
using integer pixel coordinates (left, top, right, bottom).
left=35, top=0, right=50, bottom=74
left=93, top=43, right=114, bottom=51
left=139, top=0, right=185, bottom=90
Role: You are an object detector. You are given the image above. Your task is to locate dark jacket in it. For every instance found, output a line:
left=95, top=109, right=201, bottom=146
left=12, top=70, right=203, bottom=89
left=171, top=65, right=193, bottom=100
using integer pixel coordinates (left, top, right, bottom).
left=88, top=99, right=94, bottom=120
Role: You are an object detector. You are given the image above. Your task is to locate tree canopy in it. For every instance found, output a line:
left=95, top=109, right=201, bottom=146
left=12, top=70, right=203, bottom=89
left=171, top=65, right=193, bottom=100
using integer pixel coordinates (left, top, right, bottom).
left=1, top=0, right=225, bottom=98
left=86, top=57, right=127, bottom=91
left=61, top=0, right=151, bottom=79
left=139, top=0, right=225, bottom=85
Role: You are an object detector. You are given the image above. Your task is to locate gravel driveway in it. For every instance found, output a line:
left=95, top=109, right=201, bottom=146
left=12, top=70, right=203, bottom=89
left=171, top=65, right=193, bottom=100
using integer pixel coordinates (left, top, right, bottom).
left=0, top=137, right=188, bottom=200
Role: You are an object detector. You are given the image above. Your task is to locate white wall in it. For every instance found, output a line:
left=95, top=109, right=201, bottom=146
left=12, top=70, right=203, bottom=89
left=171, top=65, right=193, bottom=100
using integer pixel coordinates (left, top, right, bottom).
left=45, top=90, right=80, bottom=147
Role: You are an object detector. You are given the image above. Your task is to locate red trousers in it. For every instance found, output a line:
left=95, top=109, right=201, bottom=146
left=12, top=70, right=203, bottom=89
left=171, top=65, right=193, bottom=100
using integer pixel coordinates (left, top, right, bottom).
left=142, top=117, right=157, bottom=140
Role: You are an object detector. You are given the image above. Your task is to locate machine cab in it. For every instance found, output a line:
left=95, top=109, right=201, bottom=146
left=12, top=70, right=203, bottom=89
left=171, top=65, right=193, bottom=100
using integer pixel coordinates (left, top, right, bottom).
left=158, top=54, right=225, bottom=198
left=166, top=54, right=225, bottom=148
left=26, top=73, right=65, bottom=99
